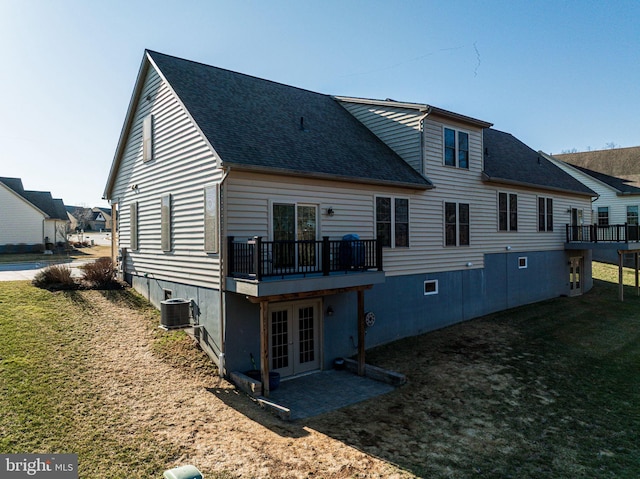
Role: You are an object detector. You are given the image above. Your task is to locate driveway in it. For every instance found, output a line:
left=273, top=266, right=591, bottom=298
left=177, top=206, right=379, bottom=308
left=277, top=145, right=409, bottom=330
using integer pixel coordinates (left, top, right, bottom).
left=0, top=259, right=91, bottom=281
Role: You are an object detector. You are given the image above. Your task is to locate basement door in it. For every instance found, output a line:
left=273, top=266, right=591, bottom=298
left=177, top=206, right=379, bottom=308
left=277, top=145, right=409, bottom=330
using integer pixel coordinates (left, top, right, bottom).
left=569, top=256, right=583, bottom=296
left=268, top=299, right=322, bottom=378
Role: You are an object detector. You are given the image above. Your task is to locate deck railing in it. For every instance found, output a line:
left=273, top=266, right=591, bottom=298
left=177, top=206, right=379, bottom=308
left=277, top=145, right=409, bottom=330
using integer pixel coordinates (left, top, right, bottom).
left=227, top=236, right=383, bottom=280
left=566, top=224, right=640, bottom=243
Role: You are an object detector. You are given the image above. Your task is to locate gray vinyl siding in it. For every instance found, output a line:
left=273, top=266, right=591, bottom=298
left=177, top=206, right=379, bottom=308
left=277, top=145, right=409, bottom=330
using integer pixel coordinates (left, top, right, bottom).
left=110, top=65, right=223, bottom=289
left=338, top=101, right=423, bottom=173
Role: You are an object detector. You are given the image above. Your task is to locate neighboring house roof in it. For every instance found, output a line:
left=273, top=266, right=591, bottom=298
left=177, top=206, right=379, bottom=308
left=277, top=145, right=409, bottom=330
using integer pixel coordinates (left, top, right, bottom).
left=105, top=51, right=433, bottom=198
left=0, top=177, right=68, bottom=219
left=482, top=129, right=595, bottom=197
left=555, top=147, right=640, bottom=188
left=565, top=163, right=640, bottom=196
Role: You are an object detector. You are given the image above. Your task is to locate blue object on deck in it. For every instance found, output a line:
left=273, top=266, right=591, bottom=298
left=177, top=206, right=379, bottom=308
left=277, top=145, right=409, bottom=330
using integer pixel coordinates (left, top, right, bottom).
left=339, top=234, right=364, bottom=269
left=163, top=464, right=203, bottom=479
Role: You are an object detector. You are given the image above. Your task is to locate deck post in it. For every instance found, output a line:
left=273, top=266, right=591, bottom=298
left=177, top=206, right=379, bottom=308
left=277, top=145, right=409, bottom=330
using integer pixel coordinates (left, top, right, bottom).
left=260, top=300, right=270, bottom=397
left=322, top=236, right=330, bottom=275
left=633, top=250, right=640, bottom=296
left=619, top=251, right=624, bottom=302
left=357, top=289, right=365, bottom=376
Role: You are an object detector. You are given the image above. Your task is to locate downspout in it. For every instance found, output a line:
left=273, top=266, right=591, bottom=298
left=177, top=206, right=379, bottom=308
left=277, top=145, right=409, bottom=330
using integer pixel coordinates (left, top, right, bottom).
left=218, top=166, right=231, bottom=377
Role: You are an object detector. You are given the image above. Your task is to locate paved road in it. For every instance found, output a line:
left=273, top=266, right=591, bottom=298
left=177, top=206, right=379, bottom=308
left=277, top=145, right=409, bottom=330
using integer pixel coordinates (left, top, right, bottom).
left=0, top=259, right=92, bottom=281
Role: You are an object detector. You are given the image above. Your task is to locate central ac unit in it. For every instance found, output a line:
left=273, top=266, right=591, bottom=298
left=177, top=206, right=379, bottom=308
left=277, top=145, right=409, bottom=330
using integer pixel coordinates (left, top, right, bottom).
left=160, top=298, right=191, bottom=329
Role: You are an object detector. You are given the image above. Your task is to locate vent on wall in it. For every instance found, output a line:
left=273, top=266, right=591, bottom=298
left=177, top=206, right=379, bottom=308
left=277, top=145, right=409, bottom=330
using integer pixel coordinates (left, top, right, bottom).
left=160, top=298, right=191, bottom=329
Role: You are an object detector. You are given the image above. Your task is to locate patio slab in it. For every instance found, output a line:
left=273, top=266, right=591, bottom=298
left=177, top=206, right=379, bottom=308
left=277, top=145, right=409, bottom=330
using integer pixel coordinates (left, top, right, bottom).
left=265, top=369, right=397, bottom=421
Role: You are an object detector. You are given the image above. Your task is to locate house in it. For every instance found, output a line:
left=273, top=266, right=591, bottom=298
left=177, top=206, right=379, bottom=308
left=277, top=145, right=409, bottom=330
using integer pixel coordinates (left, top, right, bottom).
left=0, top=177, right=69, bottom=253
left=103, top=51, right=597, bottom=394
left=545, top=149, right=640, bottom=266
left=66, top=206, right=112, bottom=232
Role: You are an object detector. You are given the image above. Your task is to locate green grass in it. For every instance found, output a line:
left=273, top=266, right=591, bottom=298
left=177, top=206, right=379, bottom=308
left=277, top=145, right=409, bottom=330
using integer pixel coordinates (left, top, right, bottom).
left=1, top=263, right=640, bottom=478
left=0, top=283, right=200, bottom=478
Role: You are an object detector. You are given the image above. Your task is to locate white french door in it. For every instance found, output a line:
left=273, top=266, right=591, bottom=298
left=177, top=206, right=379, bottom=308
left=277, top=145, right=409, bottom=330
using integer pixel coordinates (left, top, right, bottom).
left=268, top=299, right=322, bottom=377
left=569, top=256, right=583, bottom=296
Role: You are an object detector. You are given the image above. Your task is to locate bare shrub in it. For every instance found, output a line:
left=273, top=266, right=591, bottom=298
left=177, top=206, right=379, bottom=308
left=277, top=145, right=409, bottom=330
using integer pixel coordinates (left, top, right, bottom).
left=81, top=257, right=119, bottom=289
left=32, top=264, right=76, bottom=290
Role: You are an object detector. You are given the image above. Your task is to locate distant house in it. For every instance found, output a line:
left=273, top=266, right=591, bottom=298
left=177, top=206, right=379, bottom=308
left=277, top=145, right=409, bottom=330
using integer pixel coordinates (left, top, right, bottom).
left=0, top=177, right=69, bottom=253
left=66, top=206, right=112, bottom=231
left=546, top=149, right=640, bottom=264
left=104, top=51, right=599, bottom=395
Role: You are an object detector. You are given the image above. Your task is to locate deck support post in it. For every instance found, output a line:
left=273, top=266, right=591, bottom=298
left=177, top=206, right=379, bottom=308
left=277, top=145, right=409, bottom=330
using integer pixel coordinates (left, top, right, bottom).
left=633, top=251, right=640, bottom=296
left=357, top=289, right=365, bottom=376
left=618, top=251, right=624, bottom=302
left=260, top=300, right=270, bottom=397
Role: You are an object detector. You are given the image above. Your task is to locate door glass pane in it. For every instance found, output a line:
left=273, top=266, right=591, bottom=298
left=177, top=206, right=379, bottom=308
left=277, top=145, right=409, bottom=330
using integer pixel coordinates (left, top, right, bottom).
left=271, top=310, right=289, bottom=370
left=298, top=306, right=315, bottom=364
left=297, top=206, right=317, bottom=267
left=273, top=204, right=295, bottom=268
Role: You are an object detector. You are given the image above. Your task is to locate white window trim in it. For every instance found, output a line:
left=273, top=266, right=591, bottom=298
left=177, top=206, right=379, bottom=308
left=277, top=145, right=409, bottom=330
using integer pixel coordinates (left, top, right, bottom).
left=537, top=196, right=554, bottom=232
left=444, top=201, right=470, bottom=247
left=268, top=199, right=320, bottom=242
left=518, top=256, right=528, bottom=269
left=424, top=279, right=439, bottom=296
left=442, top=125, right=471, bottom=169
left=498, top=191, right=518, bottom=232
left=375, top=195, right=410, bottom=248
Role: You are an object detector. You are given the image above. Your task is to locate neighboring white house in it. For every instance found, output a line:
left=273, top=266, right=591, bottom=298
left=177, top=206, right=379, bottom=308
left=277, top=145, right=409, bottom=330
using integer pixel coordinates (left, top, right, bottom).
left=545, top=151, right=640, bottom=264
left=104, top=51, right=599, bottom=395
left=0, top=177, right=69, bottom=253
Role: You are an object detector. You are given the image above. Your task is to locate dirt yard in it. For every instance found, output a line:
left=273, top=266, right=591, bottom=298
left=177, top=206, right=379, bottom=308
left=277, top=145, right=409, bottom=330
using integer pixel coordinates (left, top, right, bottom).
left=84, top=291, right=411, bottom=478
left=42, top=279, right=638, bottom=478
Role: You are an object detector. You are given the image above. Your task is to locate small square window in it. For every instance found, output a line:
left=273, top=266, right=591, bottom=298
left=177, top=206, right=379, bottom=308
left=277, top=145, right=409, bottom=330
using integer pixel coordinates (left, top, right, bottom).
left=424, top=279, right=438, bottom=295
left=518, top=257, right=528, bottom=269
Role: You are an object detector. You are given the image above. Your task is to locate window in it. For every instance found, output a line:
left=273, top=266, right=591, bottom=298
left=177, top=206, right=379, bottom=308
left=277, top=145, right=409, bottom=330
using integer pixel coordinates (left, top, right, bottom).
left=538, top=197, right=554, bottom=231
left=161, top=194, right=171, bottom=252
left=444, top=127, right=469, bottom=169
left=143, top=114, right=154, bottom=162
left=498, top=192, right=518, bottom=231
left=424, top=280, right=438, bottom=295
left=376, top=196, right=409, bottom=247
left=597, top=207, right=609, bottom=226
left=445, top=202, right=470, bottom=246
left=627, top=205, right=639, bottom=241
left=627, top=205, right=638, bottom=225
left=130, top=202, right=138, bottom=250
left=204, top=185, right=218, bottom=253
left=518, top=257, right=528, bottom=269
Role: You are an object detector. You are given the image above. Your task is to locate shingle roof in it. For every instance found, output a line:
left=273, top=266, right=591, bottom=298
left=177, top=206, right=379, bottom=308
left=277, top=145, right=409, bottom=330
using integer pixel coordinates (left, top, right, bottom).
left=568, top=163, right=640, bottom=195
left=147, top=50, right=432, bottom=189
left=482, top=129, right=595, bottom=196
left=0, top=177, right=68, bottom=219
left=555, top=147, right=640, bottom=188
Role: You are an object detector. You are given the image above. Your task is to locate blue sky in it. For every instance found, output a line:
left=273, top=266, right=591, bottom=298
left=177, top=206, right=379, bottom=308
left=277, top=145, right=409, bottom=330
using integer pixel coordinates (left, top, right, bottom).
left=1, top=0, right=638, bottom=207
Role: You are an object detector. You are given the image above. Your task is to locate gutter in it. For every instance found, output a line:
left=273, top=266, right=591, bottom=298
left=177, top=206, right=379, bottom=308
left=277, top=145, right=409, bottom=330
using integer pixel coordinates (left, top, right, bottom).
left=481, top=172, right=596, bottom=198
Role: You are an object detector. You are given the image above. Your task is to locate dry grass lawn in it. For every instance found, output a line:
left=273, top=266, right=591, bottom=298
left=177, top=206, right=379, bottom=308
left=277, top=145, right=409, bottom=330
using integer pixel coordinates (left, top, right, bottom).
left=1, top=262, right=639, bottom=478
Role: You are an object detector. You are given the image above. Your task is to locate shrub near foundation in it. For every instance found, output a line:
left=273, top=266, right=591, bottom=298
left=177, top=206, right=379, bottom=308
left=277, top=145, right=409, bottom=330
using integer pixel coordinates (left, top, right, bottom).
left=32, top=264, right=76, bottom=290
left=80, top=257, right=120, bottom=289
